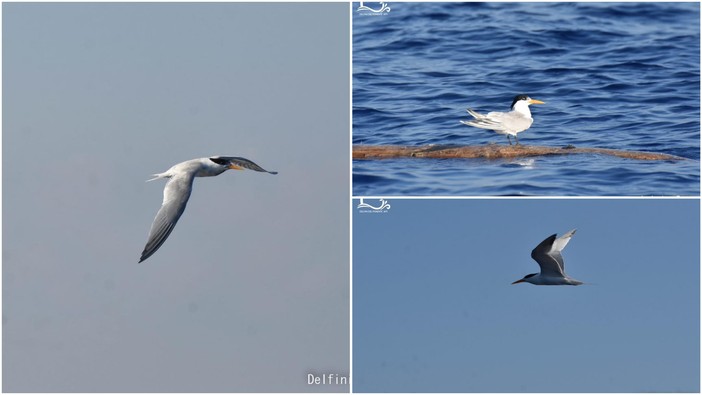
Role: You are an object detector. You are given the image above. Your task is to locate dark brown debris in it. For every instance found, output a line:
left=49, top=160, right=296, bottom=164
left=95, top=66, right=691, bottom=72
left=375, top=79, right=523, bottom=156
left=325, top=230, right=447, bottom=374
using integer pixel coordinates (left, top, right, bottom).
left=353, top=144, right=683, bottom=161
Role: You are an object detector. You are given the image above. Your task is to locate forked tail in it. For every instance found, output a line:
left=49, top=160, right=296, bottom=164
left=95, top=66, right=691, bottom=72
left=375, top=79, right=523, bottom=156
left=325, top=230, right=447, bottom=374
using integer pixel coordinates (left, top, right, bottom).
left=146, top=172, right=170, bottom=182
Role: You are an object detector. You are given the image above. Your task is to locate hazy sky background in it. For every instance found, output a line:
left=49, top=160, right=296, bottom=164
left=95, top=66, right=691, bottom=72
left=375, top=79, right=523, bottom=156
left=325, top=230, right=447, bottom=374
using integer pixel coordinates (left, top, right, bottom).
left=353, top=198, right=699, bottom=392
left=3, top=3, right=349, bottom=392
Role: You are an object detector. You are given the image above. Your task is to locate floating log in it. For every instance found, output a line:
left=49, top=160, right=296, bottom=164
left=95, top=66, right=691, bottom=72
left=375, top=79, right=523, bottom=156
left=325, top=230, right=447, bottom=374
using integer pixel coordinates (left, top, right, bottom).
left=353, top=144, right=683, bottom=161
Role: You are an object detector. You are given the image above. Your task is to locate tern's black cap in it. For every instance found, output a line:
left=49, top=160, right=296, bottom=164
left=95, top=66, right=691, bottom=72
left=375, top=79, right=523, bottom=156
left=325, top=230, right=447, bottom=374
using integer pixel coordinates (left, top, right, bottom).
left=209, top=157, right=229, bottom=166
left=511, top=94, right=531, bottom=109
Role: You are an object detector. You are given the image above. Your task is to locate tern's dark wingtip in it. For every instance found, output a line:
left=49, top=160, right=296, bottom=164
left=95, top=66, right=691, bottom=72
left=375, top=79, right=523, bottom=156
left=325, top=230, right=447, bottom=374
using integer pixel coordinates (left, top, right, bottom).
left=268, top=171, right=278, bottom=175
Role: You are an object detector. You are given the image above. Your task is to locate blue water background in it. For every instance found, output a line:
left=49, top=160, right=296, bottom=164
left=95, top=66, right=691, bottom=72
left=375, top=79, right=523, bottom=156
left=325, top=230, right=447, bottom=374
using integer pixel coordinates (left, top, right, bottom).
left=353, top=2, right=700, bottom=196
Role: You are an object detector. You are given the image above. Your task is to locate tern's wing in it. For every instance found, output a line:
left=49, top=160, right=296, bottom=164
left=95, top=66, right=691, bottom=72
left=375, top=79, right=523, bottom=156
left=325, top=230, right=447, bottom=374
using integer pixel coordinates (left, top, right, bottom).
left=139, top=172, right=196, bottom=263
left=461, top=109, right=506, bottom=130
left=466, top=108, right=488, bottom=119
left=552, top=229, right=576, bottom=254
left=486, top=111, right=533, bottom=132
left=548, top=229, right=576, bottom=272
left=218, top=156, right=278, bottom=174
left=530, top=233, right=565, bottom=276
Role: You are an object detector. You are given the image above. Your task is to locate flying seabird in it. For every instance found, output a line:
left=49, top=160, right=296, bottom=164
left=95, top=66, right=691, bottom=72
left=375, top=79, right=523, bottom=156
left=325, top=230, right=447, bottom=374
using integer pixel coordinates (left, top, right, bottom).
left=139, top=156, right=277, bottom=263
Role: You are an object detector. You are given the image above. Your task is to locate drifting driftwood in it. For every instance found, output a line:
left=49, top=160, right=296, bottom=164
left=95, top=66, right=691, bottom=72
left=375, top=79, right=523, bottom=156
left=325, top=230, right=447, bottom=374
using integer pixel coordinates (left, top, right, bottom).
left=353, top=144, right=683, bottom=161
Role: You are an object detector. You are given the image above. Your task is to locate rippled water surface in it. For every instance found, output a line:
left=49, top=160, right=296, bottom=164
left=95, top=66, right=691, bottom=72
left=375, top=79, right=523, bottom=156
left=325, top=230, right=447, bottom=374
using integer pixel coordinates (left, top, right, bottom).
left=353, top=2, right=699, bottom=196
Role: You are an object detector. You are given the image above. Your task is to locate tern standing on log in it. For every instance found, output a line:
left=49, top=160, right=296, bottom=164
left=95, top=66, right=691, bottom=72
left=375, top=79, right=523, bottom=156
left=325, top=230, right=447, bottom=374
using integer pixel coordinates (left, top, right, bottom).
left=512, top=229, right=583, bottom=286
left=461, top=95, right=545, bottom=145
left=139, top=156, right=277, bottom=263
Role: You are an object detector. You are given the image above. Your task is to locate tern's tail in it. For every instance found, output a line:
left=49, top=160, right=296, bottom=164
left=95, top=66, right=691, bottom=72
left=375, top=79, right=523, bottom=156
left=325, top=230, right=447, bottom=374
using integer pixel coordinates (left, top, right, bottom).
left=146, top=172, right=169, bottom=182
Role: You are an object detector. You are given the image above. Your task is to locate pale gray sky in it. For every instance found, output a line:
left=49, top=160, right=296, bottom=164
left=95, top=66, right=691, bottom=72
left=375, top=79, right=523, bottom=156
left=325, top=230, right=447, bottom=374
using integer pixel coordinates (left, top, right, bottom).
left=3, top=3, right=349, bottom=392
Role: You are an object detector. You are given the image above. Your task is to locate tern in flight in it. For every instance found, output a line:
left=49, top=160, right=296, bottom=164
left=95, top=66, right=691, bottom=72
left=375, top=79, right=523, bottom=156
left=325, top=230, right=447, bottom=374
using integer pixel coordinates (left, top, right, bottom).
left=460, top=94, right=545, bottom=145
left=512, top=229, right=583, bottom=286
left=139, top=156, right=277, bottom=263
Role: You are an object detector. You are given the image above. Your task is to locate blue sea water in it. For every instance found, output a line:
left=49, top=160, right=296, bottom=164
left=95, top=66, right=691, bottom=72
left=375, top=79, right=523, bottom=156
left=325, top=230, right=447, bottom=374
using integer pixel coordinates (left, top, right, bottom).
left=353, top=2, right=700, bottom=196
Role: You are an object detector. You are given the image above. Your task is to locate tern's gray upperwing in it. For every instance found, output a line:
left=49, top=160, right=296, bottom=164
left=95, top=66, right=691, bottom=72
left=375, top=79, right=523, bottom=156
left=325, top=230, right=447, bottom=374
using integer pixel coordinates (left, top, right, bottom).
left=139, top=173, right=195, bottom=263
left=530, top=234, right=565, bottom=276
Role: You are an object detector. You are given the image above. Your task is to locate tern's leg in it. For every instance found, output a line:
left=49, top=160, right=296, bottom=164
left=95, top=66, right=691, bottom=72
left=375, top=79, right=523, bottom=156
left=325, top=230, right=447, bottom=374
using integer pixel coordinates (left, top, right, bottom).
left=507, top=135, right=512, bottom=145
left=515, top=135, right=520, bottom=145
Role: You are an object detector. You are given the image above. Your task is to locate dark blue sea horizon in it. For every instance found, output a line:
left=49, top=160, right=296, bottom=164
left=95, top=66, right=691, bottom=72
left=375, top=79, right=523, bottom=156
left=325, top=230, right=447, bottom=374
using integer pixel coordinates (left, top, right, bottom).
left=353, top=2, right=700, bottom=196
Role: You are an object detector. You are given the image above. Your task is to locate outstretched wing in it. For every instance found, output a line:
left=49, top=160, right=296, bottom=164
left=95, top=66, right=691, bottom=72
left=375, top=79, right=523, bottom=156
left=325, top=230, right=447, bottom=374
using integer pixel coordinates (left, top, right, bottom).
left=212, top=156, right=278, bottom=174
left=139, top=173, right=195, bottom=263
left=530, top=234, right=564, bottom=276
left=552, top=229, right=576, bottom=254
left=549, top=229, right=576, bottom=272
